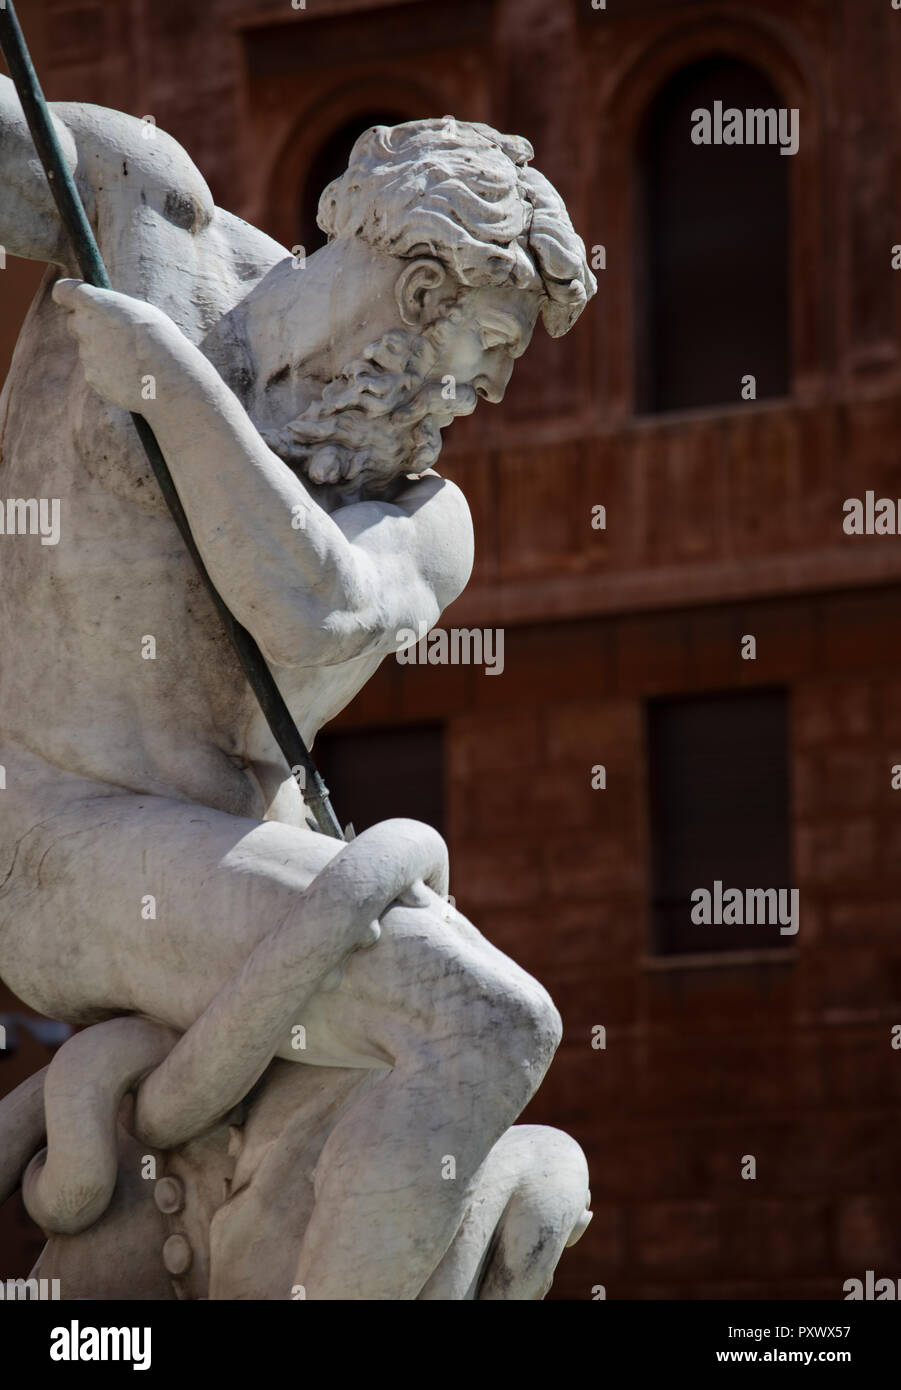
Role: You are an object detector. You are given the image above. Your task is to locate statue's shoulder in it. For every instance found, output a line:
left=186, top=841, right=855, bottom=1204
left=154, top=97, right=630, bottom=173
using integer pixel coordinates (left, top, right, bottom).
left=50, top=100, right=216, bottom=232
left=210, top=206, right=289, bottom=275
left=47, top=102, right=289, bottom=277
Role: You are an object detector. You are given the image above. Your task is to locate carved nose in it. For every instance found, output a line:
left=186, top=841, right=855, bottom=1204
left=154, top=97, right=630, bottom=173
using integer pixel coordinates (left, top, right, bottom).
left=474, top=375, right=505, bottom=404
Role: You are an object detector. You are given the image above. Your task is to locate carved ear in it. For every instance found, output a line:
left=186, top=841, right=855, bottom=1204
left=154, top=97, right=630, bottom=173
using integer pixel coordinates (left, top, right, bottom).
left=395, top=258, right=452, bottom=327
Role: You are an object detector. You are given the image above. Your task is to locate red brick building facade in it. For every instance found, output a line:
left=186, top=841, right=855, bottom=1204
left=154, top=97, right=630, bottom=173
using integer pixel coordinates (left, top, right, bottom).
left=2, top=0, right=901, bottom=1299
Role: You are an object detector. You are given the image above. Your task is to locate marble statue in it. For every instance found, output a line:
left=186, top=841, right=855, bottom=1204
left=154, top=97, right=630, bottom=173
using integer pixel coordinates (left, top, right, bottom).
left=0, top=93, right=597, bottom=1298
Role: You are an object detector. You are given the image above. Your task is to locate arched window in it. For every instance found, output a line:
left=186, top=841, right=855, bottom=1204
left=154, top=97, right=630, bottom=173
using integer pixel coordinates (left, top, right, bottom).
left=635, top=56, right=791, bottom=414
left=300, top=110, right=408, bottom=255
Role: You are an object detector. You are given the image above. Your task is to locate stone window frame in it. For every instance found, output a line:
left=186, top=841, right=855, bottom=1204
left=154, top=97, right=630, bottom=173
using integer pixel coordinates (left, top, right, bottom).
left=263, top=75, right=437, bottom=252
left=586, top=12, right=827, bottom=428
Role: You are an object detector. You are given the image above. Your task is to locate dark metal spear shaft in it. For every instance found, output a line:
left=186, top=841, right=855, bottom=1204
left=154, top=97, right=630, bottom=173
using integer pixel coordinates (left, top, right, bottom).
left=0, top=0, right=345, bottom=840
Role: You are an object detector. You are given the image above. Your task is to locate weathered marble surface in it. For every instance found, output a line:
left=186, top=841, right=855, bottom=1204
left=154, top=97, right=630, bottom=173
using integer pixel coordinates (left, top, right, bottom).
left=0, top=97, right=595, bottom=1298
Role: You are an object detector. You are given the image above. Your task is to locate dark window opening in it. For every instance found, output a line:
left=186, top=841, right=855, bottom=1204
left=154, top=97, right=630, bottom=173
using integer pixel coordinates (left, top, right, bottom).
left=648, top=689, right=792, bottom=955
left=313, top=723, right=445, bottom=837
left=301, top=111, right=408, bottom=255
left=635, top=56, right=791, bottom=414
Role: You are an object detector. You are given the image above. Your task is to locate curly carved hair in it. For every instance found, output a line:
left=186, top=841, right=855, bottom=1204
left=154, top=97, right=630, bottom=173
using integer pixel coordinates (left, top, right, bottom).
left=317, top=116, right=596, bottom=338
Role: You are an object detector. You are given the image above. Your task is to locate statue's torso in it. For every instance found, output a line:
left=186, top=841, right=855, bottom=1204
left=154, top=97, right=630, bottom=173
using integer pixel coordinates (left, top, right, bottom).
left=0, top=170, right=381, bottom=827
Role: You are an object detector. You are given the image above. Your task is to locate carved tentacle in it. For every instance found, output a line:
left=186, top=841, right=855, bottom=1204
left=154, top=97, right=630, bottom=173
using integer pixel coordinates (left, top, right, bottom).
left=0, top=1066, right=47, bottom=1207
left=22, top=1016, right=176, bottom=1235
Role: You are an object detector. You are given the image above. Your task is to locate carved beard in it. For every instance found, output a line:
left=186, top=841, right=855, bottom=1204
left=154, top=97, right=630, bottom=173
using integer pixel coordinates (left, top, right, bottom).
left=259, top=304, right=478, bottom=495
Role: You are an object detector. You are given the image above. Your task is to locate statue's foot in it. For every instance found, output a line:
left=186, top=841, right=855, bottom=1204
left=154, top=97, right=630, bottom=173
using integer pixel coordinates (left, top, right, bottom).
left=418, top=1123, right=591, bottom=1300
left=566, top=1202, right=593, bottom=1247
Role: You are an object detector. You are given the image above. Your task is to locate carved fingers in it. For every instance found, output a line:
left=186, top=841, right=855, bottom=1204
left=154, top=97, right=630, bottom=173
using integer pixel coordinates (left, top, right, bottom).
left=52, top=277, right=179, bottom=413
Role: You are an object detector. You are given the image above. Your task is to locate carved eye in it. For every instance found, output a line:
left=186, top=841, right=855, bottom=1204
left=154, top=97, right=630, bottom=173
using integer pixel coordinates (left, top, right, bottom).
left=480, top=329, right=510, bottom=352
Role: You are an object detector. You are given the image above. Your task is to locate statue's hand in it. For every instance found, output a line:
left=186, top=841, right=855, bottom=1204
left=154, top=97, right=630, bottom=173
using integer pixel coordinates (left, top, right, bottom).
left=52, top=278, right=181, bottom=413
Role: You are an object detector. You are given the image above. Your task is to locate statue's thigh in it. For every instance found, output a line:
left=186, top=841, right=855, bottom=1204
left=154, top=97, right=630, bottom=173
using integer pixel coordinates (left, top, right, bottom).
left=0, top=790, right=341, bottom=1026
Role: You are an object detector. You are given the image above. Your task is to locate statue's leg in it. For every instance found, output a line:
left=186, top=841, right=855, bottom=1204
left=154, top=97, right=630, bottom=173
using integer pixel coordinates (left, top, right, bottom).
left=1, top=788, right=562, bottom=1300
left=0, top=790, right=345, bottom=1028
left=209, top=1075, right=589, bottom=1301
left=288, top=892, right=562, bottom=1299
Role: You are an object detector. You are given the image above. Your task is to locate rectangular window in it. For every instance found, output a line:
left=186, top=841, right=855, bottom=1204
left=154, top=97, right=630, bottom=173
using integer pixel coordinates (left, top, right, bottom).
left=312, top=723, right=445, bottom=838
left=647, top=689, right=792, bottom=954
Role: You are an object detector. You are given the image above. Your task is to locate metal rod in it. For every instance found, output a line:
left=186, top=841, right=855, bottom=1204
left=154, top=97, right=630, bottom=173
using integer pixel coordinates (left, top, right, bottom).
left=0, top=0, right=344, bottom=840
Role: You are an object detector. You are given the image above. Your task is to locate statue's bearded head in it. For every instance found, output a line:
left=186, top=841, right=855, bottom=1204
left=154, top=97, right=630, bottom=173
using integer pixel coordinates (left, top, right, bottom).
left=259, top=117, right=597, bottom=494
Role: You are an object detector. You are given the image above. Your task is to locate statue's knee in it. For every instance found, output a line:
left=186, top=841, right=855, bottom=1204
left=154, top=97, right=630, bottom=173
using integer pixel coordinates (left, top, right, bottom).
left=477, top=974, right=562, bottom=1103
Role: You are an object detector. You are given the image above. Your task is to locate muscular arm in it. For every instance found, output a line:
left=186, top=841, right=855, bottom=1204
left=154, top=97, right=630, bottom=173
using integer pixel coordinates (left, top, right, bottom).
left=150, top=354, right=474, bottom=668
left=52, top=280, right=474, bottom=671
